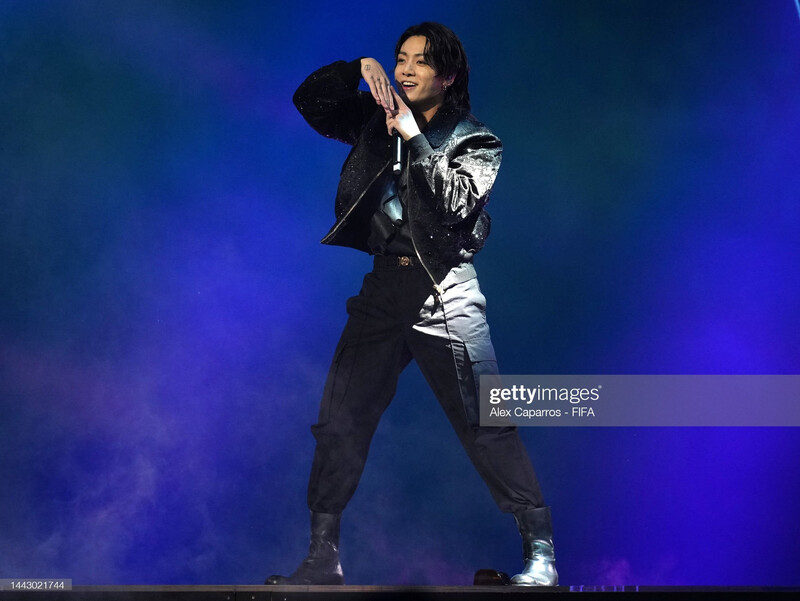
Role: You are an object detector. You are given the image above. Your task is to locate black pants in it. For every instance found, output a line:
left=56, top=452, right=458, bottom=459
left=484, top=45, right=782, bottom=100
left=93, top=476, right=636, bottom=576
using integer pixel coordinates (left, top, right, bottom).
left=307, top=260, right=544, bottom=514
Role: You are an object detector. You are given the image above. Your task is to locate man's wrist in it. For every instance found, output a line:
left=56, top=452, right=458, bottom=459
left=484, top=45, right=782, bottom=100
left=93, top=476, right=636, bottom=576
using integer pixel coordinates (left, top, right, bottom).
left=344, top=58, right=364, bottom=85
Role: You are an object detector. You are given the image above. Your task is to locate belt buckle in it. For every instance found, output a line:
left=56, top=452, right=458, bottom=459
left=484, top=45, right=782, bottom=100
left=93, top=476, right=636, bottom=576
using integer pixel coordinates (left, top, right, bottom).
left=397, top=256, right=412, bottom=267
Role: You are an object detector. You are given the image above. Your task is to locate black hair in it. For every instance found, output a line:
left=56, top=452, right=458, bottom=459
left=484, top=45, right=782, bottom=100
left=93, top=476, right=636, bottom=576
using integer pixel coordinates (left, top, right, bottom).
left=394, top=22, right=471, bottom=115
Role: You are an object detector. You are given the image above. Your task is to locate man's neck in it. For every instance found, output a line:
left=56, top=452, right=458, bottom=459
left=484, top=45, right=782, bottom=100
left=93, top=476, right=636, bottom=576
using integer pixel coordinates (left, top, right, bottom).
left=413, top=102, right=443, bottom=132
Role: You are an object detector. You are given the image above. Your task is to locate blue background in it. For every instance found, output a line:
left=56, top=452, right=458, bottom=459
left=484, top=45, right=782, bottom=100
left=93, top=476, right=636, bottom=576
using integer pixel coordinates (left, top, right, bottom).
left=2, top=0, right=800, bottom=587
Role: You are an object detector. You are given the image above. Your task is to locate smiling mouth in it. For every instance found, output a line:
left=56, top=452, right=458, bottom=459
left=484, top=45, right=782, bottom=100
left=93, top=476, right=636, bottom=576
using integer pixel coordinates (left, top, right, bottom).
left=401, top=81, right=417, bottom=89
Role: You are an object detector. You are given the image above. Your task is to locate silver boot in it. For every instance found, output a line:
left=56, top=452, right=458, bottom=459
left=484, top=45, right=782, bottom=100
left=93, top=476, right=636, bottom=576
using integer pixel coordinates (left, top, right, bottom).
left=510, top=506, right=558, bottom=586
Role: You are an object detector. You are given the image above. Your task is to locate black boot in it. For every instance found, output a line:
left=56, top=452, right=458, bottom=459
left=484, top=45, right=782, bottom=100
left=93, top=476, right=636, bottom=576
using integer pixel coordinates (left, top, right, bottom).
left=265, top=511, right=344, bottom=585
left=510, top=506, right=558, bottom=586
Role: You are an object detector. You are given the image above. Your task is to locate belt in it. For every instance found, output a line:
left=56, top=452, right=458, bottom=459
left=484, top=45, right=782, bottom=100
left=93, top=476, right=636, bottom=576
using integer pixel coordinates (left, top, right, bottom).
left=373, top=254, right=420, bottom=269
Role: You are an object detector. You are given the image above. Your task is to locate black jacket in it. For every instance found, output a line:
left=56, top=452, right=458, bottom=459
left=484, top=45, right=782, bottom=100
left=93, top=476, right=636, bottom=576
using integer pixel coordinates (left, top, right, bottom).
left=293, top=59, right=501, bottom=288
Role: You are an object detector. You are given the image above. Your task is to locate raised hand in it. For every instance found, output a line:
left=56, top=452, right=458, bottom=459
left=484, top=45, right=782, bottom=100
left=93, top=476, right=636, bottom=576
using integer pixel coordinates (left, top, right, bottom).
left=385, top=87, right=421, bottom=141
left=360, top=58, right=394, bottom=111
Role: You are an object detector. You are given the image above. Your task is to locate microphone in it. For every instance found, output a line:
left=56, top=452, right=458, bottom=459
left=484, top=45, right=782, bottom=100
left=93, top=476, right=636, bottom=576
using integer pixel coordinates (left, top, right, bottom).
left=392, top=131, right=403, bottom=175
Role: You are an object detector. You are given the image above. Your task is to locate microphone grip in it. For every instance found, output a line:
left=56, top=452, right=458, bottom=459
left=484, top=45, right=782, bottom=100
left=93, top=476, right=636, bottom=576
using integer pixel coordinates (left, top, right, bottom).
left=392, top=132, right=402, bottom=175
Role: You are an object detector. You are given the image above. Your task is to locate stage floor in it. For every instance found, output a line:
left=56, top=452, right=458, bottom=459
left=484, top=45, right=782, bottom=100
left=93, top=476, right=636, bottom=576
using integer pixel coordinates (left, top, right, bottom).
left=2, top=585, right=799, bottom=600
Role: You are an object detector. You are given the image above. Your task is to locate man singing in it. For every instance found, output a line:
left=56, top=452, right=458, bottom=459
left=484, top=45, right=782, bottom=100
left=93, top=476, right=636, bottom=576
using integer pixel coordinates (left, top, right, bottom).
left=267, top=22, right=557, bottom=587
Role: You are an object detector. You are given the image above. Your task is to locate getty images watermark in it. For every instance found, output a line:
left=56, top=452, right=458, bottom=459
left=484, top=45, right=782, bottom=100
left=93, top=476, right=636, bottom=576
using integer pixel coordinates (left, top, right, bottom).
left=479, top=375, right=800, bottom=426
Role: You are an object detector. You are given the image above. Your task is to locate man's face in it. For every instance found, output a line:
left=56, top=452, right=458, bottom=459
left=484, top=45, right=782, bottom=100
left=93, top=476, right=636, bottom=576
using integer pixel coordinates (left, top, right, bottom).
left=394, top=35, right=449, bottom=114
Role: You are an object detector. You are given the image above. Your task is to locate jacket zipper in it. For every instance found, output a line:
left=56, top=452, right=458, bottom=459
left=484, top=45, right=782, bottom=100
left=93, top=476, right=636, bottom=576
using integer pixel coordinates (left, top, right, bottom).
left=320, top=158, right=393, bottom=245
left=404, top=147, right=443, bottom=295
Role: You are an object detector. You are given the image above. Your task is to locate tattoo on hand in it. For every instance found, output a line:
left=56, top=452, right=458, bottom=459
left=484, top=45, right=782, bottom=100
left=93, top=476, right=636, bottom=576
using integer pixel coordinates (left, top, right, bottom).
left=364, top=64, right=371, bottom=71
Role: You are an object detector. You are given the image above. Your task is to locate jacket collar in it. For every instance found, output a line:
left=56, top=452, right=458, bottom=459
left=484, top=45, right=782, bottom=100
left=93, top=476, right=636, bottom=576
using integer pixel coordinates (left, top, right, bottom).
left=423, top=105, right=461, bottom=149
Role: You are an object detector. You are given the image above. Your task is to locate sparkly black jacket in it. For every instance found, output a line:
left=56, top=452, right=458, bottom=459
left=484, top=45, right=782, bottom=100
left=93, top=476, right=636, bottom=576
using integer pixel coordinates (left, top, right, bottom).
left=293, top=59, right=501, bottom=288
